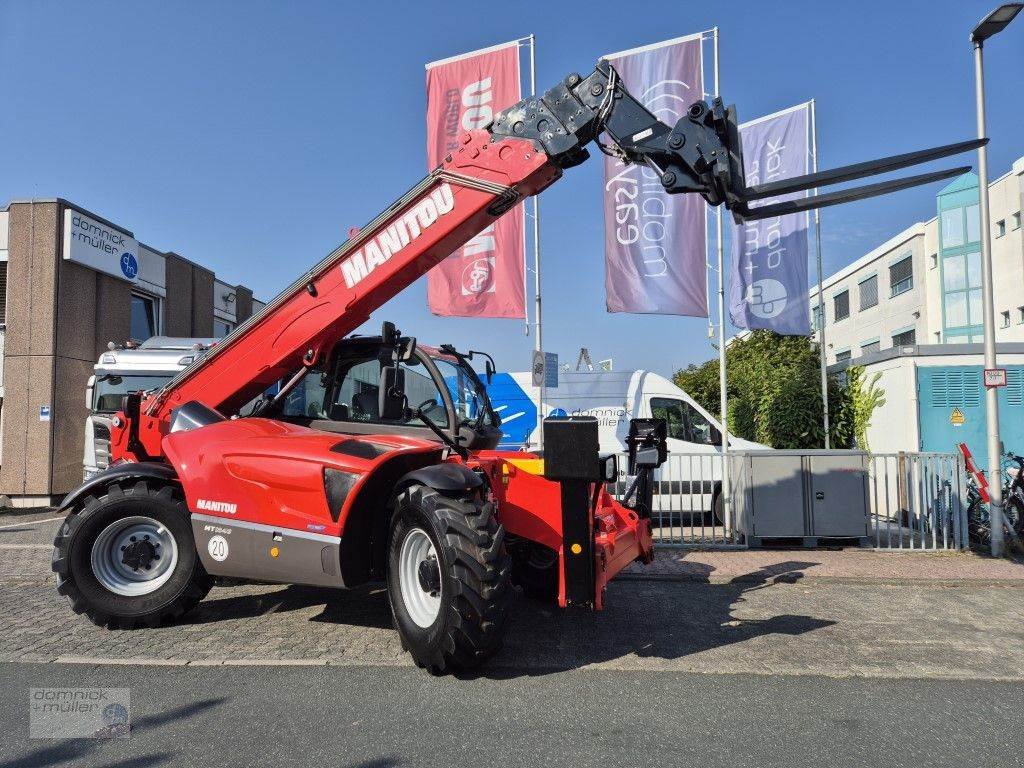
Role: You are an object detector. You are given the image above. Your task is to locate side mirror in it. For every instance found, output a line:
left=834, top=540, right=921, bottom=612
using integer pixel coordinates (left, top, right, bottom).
left=600, top=454, right=618, bottom=483
left=379, top=365, right=407, bottom=421
left=485, top=359, right=495, bottom=384
left=85, top=375, right=96, bottom=411
left=399, top=336, right=417, bottom=362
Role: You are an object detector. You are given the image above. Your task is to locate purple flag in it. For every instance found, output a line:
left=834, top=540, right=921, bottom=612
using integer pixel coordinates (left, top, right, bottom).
left=603, top=34, right=707, bottom=316
left=729, top=103, right=812, bottom=335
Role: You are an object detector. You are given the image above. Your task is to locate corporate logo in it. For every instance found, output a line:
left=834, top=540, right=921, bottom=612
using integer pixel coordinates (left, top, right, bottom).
left=119, top=253, right=138, bottom=279
left=197, top=498, right=237, bottom=515
left=340, top=184, right=455, bottom=289
left=461, top=257, right=495, bottom=295
left=745, top=278, right=788, bottom=319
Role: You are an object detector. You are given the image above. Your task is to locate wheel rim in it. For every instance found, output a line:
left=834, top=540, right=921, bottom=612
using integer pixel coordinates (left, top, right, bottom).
left=90, top=516, right=179, bottom=597
left=398, top=527, right=442, bottom=628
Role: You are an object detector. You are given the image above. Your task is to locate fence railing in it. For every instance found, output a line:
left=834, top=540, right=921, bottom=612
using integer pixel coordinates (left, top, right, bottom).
left=866, top=452, right=968, bottom=551
left=610, top=452, right=741, bottom=548
left=609, top=450, right=967, bottom=551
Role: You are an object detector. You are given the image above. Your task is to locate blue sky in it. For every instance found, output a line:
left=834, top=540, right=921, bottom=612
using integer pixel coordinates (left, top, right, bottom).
left=2, top=1, right=1022, bottom=377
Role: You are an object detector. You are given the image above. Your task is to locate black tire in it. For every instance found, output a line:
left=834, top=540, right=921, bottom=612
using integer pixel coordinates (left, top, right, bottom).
left=510, top=541, right=558, bottom=602
left=52, top=480, right=212, bottom=629
left=387, top=484, right=511, bottom=675
left=713, top=490, right=724, bottom=526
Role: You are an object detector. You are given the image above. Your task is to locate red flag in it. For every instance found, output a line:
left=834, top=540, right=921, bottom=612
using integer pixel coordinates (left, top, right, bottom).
left=425, top=41, right=525, bottom=318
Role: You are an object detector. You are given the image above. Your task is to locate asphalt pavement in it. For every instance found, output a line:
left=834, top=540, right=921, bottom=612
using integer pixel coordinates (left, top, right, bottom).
left=1, top=662, right=1022, bottom=768
left=3, top=510, right=1024, bottom=766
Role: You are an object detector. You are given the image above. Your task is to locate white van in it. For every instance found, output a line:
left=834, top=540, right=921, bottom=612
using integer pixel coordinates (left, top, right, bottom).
left=485, top=370, right=767, bottom=518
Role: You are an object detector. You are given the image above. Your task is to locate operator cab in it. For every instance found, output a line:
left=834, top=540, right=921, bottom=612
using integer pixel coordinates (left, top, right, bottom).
left=269, top=323, right=502, bottom=451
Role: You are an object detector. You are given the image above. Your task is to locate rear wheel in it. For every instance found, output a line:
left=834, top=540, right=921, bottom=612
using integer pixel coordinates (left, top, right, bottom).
left=387, top=485, right=511, bottom=674
left=52, top=480, right=212, bottom=629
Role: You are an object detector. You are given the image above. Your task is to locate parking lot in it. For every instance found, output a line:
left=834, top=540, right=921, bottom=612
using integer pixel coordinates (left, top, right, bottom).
left=2, top=508, right=1024, bottom=766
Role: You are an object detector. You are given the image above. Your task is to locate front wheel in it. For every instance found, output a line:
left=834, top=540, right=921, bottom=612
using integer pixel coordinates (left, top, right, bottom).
left=387, top=485, right=511, bottom=674
left=52, top=480, right=212, bottom=629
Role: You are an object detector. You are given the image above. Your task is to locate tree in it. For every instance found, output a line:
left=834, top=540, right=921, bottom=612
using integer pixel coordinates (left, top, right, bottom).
left=846, top=365, right=886, bottom=451
left=674, top=330, right=856, bottom=449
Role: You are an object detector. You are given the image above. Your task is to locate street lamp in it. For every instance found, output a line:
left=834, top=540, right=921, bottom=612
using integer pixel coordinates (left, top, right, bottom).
left=970, top=3, right=1021, bottom=557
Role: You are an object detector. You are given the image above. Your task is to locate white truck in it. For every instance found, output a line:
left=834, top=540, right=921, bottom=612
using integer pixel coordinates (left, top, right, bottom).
left=485, top=369, right=767, bottom=519
left=84, top=337, right=216, bottom=480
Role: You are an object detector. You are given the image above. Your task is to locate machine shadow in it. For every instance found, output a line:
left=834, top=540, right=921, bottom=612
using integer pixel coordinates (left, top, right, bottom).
left=479, top=558, right=834, bottom=679
left=185, top=559, right=833, bottom=677
left=187, top=583, right=393, bottom=629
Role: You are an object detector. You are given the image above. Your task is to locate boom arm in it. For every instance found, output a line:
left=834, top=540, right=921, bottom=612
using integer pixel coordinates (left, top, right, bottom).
left=115, top=60, right=984, bottom=460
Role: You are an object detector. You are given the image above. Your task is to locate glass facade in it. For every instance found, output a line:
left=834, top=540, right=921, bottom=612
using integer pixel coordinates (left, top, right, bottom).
left=937, top=173, right=984, bottom=343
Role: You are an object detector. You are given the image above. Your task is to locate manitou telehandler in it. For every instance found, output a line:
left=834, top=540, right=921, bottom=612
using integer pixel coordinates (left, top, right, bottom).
left=52, top=56, right=983, bottom=673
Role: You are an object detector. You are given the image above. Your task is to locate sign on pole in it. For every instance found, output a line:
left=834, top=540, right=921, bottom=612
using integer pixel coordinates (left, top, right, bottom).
left=425, top=41, right=526, bottom=318
left=602, top=33, right=708, bottom=316
left=728, top=103, right=812, bottom=335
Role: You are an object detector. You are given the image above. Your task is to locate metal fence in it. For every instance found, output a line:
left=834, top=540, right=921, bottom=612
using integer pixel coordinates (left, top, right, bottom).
left=867, top=452, right=968, bottom=551
left=610, top=452, right=741, bottom=548
left=610, top=450, right=967, bottom=551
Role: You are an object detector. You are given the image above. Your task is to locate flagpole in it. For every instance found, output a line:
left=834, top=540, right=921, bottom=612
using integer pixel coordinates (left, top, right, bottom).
left=810, top=99, right=830, bottom=449
left=529, top=33, right=545, bottom=451
left=712, top=27, right=732, bottom=539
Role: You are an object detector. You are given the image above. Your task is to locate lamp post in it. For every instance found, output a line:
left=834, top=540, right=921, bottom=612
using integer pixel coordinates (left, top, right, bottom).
left=971, top=3, right=1022, bottom=557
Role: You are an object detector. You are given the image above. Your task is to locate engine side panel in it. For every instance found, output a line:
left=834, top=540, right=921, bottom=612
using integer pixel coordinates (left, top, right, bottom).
left=163, top=417, right=441, bottom=585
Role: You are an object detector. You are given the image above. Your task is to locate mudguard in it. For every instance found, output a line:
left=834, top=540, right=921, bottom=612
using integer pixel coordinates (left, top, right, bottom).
left=58, top=462, right=179, bottom=511
left=398, top=463, right=483, bottom=494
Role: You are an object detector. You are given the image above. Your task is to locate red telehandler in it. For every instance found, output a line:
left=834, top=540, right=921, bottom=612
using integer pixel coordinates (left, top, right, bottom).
left=52, top=58, right=982, bottom=673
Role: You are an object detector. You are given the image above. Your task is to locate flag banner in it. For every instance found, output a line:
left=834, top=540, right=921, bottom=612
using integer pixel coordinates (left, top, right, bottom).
left=603, top=34, right=707, bottom=316
left=425, top=41, right=525, bottom=318
left=729, top=103, right=812, bottom=335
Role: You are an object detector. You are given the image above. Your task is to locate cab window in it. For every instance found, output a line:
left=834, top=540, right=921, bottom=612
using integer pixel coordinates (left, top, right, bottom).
left=649, top=397, right=720, bottom=446
left=280, top=354, right=448, bottom=428
left=685, top=403, right=719, bottom=445
left=650, top=397, right=689, bottom=442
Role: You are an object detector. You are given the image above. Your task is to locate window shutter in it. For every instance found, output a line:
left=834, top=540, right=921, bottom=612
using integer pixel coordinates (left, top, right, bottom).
left=834, top=291, right=849, bottom=321
left=890, top=256, right=913, bottom=290
left=859, top=276, right=878, bottom=310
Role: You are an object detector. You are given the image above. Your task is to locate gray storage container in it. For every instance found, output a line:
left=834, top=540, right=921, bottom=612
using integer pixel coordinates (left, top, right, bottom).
left=728, top=450, right=869, bottom=547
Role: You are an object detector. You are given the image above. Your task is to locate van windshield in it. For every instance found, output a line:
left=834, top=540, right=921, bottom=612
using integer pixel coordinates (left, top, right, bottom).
left=93, top=374, right=174, bottom=413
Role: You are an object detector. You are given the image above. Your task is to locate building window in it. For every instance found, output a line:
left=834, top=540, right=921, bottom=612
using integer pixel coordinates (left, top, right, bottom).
left=966, top=204, right=981, bottom=243
left=996, top=220, right=1006, bottom=238
left=1001, top=311, right=1011, bottom=328
left=889, top=256, right=913, bottom=296
left=860, top=340, right=880, bottom=355
left=941, top=207, right=964, bottom=248
left=811, top=304, right=823, bottom=331
left=1013, top=212, right=1021, bottom=230
left=930, top=253, right=938, bottom=269
left=859, top=275, right=878, bottom=310
left=833, top=290, right=850, bottom=321
left=835, top=350, right=852, bottom=362
left=1018, top=306, right=1024, bottom=325
left=892, top=328, right=916, bottom=347
left=129, top=293, right=159, bottom=342
left=213, top=319, right=234, bottom=338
